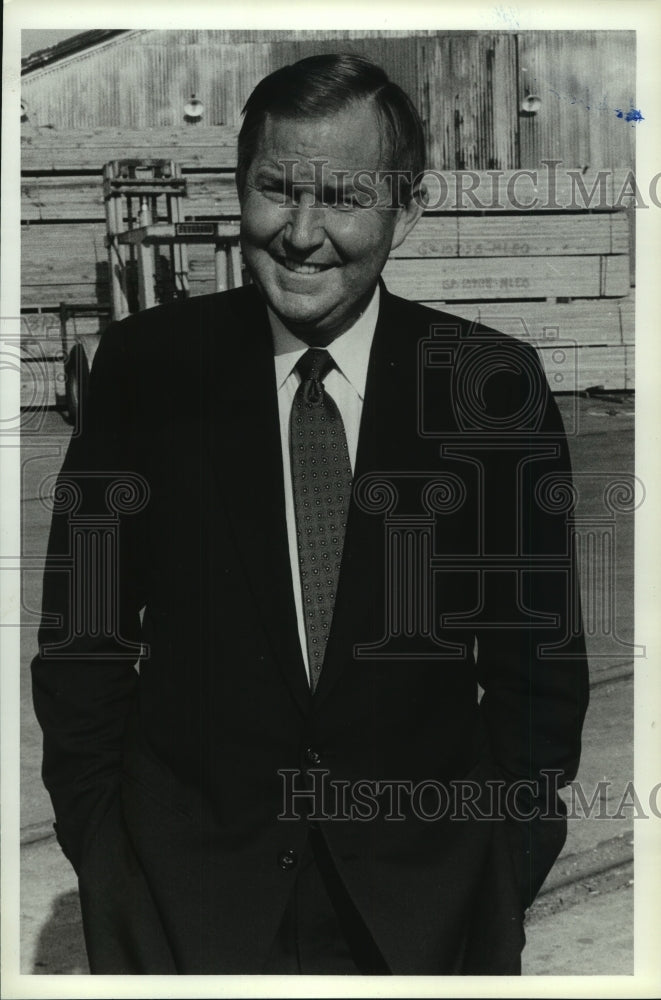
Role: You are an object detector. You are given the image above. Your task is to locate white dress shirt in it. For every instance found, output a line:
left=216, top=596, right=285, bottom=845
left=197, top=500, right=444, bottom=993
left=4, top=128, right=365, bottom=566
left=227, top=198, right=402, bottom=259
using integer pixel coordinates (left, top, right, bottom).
left=269, top=286, right=380, bottom=684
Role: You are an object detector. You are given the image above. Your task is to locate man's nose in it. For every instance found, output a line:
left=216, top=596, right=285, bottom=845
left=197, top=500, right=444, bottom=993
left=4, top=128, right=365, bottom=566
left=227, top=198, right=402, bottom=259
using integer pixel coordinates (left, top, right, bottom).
left=283, top=191, right=325, bottom=254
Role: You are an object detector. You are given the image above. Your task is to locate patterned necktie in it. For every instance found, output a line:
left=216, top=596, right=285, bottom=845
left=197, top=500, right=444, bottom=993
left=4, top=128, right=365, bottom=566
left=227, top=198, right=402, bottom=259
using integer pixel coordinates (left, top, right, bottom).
left=290, top=349, right=353, bottom=691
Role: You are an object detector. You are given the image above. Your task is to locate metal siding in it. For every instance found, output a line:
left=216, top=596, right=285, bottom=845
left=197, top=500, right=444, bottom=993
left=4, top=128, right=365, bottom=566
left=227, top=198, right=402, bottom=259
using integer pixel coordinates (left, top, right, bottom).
left=422, top=34, right=519, bottom=170
left=22, top=30, right=436, bottom=129
left=517, top=31, right=635, bottom=170
left=22, top=30, right=635, bottom=170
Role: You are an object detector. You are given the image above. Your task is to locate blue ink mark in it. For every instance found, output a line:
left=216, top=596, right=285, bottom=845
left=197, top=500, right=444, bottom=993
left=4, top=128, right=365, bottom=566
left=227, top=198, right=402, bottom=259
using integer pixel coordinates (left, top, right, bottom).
left=547, top=85, right=642, bottom=123
left=493, top=5, right=520, bottom=28
left=615, top=108, right=644, bottom=123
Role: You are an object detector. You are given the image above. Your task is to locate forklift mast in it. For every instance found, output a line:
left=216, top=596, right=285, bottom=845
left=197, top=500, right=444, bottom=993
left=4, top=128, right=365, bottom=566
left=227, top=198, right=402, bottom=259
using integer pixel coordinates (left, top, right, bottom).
left=61, top=158, right=243, bottom=425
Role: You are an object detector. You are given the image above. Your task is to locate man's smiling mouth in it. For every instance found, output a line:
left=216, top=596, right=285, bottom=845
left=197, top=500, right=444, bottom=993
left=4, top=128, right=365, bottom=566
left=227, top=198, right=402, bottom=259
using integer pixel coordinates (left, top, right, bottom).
left=273, top=254, right=335, bottom=275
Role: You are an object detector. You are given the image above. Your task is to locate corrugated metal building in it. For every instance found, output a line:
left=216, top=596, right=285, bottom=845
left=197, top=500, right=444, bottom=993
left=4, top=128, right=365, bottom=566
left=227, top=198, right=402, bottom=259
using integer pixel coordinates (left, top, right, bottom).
left=22, top=28, right=635, bottom=169
left=20, top=29, right=637, bottom=399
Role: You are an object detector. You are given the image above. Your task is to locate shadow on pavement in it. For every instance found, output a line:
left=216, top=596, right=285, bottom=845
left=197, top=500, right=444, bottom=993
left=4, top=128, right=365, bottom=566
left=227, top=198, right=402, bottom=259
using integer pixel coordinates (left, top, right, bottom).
left=31, top=890, right=88, bottom=974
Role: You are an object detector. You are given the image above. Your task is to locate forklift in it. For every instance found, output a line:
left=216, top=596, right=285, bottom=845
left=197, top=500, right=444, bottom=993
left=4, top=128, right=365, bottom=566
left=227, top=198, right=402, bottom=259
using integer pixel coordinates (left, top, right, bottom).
left=63, top=158, right=243, bottom=425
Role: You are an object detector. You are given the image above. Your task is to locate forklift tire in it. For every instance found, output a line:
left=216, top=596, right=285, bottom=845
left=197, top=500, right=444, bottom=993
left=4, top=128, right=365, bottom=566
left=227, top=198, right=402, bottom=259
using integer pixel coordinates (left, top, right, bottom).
left=64, top=342, right=90, bottom=428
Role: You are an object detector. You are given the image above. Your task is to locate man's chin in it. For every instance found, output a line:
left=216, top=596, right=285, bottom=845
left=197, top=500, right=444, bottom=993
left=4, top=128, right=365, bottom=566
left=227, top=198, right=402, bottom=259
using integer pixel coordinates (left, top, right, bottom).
left=270, top=296, right=335, bottom=336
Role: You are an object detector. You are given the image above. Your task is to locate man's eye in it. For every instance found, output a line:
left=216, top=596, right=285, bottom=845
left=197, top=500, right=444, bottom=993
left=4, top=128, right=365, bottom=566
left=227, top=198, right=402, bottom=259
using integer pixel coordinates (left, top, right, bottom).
left=332, top=195, right=360, bottom=211
left=260, top=184, right=289, bottom=204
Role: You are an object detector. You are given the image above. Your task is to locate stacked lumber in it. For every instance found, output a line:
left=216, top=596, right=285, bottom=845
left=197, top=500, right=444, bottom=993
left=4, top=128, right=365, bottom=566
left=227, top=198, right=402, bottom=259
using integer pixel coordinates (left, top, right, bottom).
left=20, top=125, right=634, bottom=400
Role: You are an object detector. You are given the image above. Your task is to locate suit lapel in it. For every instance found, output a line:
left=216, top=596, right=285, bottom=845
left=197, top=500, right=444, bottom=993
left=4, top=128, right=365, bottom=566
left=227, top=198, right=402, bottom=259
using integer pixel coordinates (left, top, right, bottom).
left=207, top=290, right=311, bottom=716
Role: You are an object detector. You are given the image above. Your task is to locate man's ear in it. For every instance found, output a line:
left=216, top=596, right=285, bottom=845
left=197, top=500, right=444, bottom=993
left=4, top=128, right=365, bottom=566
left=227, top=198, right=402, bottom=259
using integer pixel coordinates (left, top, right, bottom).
left=390, top=180, right=425, bottom=251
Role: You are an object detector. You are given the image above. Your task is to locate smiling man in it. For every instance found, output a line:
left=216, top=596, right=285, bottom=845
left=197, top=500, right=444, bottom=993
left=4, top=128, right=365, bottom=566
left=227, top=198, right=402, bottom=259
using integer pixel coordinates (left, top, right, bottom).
left=32, top=54, right=588, bottom=975
left=239, top=98, right=420, bottom=342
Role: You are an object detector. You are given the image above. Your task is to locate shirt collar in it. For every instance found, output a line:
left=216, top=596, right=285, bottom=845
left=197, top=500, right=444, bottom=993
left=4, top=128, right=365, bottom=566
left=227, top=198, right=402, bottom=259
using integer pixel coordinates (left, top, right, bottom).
left=270, top=286, right=380, bottom=399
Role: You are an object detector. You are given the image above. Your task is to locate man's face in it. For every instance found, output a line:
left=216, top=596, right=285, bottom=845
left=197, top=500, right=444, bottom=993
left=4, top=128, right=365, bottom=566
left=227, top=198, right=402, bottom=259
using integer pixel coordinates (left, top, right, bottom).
left=239, top=100, right=421, bottom=345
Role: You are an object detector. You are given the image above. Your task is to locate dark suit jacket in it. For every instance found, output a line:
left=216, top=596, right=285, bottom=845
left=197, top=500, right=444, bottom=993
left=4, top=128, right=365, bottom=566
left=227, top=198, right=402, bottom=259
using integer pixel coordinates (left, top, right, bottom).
left=32, top=283, right=589, bottom=974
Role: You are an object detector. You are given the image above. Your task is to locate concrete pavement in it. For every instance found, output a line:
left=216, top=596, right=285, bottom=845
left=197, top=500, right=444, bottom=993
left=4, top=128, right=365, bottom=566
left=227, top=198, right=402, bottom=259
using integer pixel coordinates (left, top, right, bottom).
left=18, top=392, right=637, bottom=976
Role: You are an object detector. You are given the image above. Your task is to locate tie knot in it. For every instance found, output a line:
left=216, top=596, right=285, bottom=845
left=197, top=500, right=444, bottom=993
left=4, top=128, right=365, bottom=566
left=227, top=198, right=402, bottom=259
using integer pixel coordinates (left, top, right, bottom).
left=295, top=348, right=334, bottom=385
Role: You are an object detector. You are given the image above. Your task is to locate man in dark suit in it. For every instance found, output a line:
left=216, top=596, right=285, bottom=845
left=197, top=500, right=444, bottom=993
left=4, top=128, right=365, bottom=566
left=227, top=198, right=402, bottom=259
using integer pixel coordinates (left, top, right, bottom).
left=32, top=54, right=589, bottom=975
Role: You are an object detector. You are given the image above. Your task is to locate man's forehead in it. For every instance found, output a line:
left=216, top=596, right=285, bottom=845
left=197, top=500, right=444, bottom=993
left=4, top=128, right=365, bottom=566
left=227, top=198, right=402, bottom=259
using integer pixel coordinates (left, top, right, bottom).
left=253, top=103, right=386, bottom=169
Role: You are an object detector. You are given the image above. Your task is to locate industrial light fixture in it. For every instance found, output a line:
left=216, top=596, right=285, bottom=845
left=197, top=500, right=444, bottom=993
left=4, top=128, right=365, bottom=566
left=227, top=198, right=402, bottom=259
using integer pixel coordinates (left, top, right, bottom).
left=184, top=94, right=204, bottom=123
left=520, top=93, right=542, bottom=115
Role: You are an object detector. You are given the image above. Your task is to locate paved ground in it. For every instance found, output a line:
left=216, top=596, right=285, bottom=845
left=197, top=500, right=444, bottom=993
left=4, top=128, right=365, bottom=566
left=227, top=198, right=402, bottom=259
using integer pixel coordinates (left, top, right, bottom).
left=17, top=392, right=637, bottom=977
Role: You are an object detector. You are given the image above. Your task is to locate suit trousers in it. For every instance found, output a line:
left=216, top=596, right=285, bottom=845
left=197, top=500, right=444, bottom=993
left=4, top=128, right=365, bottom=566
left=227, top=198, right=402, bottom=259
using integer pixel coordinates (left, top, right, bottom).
left=262, top=827, right=390, bottom=975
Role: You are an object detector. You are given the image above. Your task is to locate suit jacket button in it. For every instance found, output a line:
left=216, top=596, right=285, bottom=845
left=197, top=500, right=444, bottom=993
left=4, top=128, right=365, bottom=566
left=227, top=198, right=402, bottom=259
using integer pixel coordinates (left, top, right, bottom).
left=305, top=748, right=321, bottom=765
left=278, top=849, right=298, bottom=871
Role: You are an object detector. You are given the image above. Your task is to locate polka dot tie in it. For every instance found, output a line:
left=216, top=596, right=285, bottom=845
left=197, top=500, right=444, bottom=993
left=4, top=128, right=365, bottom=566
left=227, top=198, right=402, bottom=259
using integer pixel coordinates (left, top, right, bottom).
left=290, top=349, right=353, bottom=691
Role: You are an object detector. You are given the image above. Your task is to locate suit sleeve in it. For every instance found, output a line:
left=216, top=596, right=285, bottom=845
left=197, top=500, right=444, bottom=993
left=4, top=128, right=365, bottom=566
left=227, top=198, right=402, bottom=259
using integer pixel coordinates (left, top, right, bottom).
left=474, top=340, right=590, bottom=907
left=31, top=320, right=146, bottom=873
